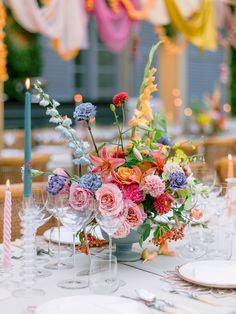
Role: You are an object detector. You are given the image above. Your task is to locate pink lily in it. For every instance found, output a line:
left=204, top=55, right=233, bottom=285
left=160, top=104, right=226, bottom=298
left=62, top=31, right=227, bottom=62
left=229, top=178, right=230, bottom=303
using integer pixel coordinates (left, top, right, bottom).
left=89, top=146, right=125, bottom=178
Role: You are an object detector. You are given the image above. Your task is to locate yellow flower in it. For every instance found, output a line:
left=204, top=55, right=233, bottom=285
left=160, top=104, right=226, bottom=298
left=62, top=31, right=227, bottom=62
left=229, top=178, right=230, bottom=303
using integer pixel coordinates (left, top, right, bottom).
left=197, top=113, right=212, bottom=126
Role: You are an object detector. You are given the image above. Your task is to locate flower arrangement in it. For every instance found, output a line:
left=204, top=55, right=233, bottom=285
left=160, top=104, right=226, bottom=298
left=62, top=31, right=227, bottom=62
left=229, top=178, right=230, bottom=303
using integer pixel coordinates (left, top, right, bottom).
left=190, top=87, right=226, bottom=135
left=33, top=42, right=208, bottom=251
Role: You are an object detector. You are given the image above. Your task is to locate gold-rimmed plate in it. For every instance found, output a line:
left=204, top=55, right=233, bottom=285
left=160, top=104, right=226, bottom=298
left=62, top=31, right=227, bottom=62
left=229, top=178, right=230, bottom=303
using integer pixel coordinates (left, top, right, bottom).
left=176, top=260, right=236, bottom=289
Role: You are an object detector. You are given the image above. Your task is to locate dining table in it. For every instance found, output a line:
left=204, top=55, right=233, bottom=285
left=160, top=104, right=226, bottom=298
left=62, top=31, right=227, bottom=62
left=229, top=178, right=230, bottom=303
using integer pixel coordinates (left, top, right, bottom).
left=1, top=226, right=236, bottom=314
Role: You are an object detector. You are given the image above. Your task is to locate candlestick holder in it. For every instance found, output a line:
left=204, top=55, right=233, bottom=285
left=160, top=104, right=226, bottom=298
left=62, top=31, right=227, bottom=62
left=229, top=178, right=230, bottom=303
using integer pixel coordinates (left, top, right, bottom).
left=12, top=197, right=45, bottom=297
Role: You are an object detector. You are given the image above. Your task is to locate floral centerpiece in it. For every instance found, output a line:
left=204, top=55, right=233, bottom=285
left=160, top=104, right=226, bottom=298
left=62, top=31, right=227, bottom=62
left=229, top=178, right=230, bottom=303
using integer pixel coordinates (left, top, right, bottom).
left=33, top=43, right=208, bottom=256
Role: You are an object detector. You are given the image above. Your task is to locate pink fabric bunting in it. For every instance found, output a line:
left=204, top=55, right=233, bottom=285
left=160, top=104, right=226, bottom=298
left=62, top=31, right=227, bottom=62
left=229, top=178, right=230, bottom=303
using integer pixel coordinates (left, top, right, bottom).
left=92, top=0, right=140, bottom=53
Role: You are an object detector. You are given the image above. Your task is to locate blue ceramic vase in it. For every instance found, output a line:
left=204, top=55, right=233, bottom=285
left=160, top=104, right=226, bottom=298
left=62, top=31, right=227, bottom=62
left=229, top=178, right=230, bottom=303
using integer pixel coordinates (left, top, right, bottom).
left=101, top=229, right=141, bottom=262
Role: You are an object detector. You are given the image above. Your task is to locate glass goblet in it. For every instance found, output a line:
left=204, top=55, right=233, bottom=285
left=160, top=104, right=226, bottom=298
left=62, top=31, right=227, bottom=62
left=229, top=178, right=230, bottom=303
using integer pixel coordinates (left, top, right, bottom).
left=57, top=199, right=95, bottom=289
left=44, top=195, right=72, bottom=270
left=95, top=208, right=127, bottom=288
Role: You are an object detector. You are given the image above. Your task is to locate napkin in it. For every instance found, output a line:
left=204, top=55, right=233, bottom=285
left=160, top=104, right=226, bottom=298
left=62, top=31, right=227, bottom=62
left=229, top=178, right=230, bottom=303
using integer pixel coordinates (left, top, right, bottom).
left=194, top=264, right=236, bottom=285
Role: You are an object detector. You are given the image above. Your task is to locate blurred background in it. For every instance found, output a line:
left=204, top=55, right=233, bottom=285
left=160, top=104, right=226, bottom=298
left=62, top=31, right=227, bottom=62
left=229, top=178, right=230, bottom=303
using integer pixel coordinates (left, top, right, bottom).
left=1, top=0, right=236, bottom=182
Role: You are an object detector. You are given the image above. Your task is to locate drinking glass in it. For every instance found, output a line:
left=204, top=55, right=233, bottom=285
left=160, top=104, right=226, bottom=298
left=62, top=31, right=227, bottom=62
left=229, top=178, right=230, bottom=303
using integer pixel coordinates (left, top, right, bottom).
left=89, top=251, right=119, bottom=294
left=44, top=195, right=72, bottom=270
left=177, top=197, right=207, bottom=260
left=192, top=168, right=216, bottom=192
left=57, top=199, right=95, bottom=289
left=95, top=208, right=127, bottom=288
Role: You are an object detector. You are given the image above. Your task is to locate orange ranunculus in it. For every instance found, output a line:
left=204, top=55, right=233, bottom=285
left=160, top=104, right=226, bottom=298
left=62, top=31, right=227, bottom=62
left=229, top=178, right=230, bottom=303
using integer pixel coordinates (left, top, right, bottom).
left=190, top=208, right=203, bottom=220
left=112, top=166, right=142, bottom=184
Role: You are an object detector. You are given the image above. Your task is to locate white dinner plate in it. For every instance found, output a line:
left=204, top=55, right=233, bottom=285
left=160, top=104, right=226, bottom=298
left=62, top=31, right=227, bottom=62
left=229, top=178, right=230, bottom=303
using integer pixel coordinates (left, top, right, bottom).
left=35, top=295, right=150, bottom=314
left=43, top=226, right=104, bottom=245
left=177, top=260, right=236, bottom=288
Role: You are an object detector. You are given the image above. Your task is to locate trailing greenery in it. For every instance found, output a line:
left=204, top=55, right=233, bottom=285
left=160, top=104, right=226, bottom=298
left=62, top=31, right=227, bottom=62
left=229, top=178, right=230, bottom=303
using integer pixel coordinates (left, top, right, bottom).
left=5, top=9, right=42, bottom=101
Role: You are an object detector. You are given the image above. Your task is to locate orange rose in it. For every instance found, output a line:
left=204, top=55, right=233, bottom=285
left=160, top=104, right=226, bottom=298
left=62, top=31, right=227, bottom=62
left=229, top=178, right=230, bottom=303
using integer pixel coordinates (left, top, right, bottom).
left=113, top=166, right=141, bottom=184
left=190, top=208, right=203, bottom=220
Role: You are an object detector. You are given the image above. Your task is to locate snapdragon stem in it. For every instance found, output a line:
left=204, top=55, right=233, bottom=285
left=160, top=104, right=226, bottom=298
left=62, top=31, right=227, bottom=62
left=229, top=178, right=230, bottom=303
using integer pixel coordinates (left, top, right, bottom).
left=87, top=121, right=99, bottom=156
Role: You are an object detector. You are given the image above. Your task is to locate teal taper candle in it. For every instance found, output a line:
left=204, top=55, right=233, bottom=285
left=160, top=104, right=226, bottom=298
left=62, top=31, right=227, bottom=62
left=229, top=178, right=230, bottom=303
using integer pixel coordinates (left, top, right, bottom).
left=24, top=78, right=32, bottom=197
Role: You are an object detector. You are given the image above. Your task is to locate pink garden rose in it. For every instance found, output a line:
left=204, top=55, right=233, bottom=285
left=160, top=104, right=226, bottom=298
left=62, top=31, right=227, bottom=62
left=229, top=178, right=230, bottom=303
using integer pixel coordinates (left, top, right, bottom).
left=125, top=200, right=147, bottom=229
left=123, top=183, right=143, bottom=204
left=69, top=182, right=93, bottom=211
left=53, top=168, right=70, bottom=195
left=95, top=183, right=123, bottom=216
left=112, top=221, right=130, bottom=238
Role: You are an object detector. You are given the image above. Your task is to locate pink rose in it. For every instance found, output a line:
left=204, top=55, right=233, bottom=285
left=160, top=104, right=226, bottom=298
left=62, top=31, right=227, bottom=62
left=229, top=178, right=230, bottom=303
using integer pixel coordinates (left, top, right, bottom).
left=123, top=183, right=143, bottom=204
left=112, top=221, right=131, bottom=238
left=95, top=183, right=123, bottom=216
left=125, top=200, right=147, bottom=229
left=69, top=182, right=93, bottom=211
left=53, top=168, right=70, bottom=195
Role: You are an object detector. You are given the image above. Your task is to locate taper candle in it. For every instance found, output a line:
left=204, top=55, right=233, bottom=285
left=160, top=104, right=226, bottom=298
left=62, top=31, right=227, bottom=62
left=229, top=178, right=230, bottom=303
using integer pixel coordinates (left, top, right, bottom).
left=3, top=179, right=12, bottom=271
left=24, top=78, right=32, bottom=197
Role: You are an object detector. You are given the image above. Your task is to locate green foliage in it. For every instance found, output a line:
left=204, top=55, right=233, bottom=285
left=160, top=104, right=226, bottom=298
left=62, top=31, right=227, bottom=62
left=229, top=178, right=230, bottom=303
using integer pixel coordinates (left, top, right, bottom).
left=138, top=223, right=151, bottom=247
left=5, top=10, right=42, bottom=101
left=153, top=223, right=169, bottom=240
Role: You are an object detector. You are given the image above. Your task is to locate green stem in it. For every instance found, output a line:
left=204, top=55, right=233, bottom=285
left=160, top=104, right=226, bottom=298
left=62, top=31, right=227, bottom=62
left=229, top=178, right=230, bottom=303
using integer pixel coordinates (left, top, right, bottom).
left=112, top=110, right=124, bottom=152
left=121, top=104, right=126, bottom=130
left=87, top=121, right=99, bottom=156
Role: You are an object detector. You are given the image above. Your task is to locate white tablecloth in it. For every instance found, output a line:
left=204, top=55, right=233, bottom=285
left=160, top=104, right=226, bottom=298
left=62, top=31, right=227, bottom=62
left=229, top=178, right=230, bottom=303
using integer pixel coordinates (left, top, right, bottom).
left=1, top=233, right=236, bottom=314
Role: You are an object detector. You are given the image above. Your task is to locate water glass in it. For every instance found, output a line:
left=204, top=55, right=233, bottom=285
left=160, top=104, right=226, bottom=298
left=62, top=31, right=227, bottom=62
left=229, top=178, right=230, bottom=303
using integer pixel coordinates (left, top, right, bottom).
left=206, top=226, right=232, bottom=260
left=89, top=252, right=119, bottom=294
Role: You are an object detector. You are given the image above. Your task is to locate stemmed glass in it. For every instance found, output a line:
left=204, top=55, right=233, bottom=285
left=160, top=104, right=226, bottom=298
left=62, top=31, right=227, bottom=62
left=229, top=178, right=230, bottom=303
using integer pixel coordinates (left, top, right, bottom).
left=44, top=195, right=72, bottom=270
left=57, top=198, right=96, bottom=289
left=95, top=208, right=128, bottom=288
left=177, top=196, right=207, bottom=260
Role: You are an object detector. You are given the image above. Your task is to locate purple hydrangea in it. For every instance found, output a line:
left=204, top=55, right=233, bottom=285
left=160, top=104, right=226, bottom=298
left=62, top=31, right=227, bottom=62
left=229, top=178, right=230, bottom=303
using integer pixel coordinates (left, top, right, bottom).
left=169, top=172, right=187, bottom=190
left=46, top=175, right=66, bottom=195
left=157, top=136, right=173, bottom=147
left=79, top=173, right=102, bottom=192
left=73, top=103, right=96, bottom=121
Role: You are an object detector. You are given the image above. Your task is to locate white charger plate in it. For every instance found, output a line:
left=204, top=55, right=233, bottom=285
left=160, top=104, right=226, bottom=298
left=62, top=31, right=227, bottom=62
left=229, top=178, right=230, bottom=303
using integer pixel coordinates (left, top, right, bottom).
left=43, top=226, right=104, bottom=245
left=35, top=295, right=150, bottom=314
left=177, top=260, right=236, bottom=288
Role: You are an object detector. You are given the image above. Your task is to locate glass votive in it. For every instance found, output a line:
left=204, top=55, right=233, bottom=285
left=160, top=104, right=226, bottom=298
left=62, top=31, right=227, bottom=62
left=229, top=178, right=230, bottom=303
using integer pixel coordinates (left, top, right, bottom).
left=89, top=251, right=119, bottom=294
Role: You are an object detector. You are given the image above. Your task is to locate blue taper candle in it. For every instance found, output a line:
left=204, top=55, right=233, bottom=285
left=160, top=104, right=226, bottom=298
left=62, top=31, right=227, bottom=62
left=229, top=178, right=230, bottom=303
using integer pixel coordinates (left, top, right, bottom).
left=24, top=78, right=32, bottom=197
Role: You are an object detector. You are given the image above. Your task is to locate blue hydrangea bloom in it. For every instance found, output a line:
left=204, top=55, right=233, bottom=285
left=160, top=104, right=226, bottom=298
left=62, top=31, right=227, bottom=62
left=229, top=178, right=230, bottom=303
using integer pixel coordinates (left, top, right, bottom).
left=79, top=173, right=102, bottom=192
left=157, top=136, right=173, bottom=147
left=169, top=172, right=187, bottom=190
left=73, top=103, right=96, bottom=121
left=46, top=175, right=66, bottom=195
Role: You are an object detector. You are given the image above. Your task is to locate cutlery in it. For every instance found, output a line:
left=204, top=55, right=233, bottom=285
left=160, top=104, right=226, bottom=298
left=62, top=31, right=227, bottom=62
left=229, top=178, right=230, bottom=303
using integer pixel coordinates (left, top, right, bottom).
left=165, top=288, right=224, bottom=307
left=121, top=295, right=180, bottom=313
left=136, top=288, right=199, bottom=314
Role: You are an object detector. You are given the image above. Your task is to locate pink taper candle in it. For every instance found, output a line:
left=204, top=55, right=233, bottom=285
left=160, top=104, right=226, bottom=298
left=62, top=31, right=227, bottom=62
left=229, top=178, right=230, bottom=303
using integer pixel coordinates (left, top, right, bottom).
left=3, top=180, right=12, bottom=271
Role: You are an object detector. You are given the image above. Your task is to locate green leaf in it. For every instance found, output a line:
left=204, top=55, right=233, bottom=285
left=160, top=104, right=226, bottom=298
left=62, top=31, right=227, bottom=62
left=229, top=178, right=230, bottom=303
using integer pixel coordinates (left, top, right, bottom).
left=138, top=223, right=151, bottom=246
left=153, top=223, right=169, bottom=240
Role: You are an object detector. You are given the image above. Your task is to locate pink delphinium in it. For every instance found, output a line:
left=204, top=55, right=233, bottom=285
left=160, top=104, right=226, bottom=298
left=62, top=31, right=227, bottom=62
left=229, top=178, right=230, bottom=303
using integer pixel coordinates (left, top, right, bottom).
left=123, top=183, right=143, bottom=204
left=142, top=174, right=165, bottom=198
left=69, top=182, right=93, bottom=211
left=95, top=183, right=123, bottom=216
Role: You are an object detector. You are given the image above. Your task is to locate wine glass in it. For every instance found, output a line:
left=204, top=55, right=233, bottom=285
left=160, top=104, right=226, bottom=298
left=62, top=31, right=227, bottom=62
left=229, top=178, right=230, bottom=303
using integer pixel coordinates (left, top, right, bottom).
left=57, top=198, right=96, bottom=289
left=44, top=195, right=72, bottom=270
left=95, top=207, right=127, bottom=288
left=192, top=167, right=216, bottom=192
left=177, top=196, right=207, bottom=260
